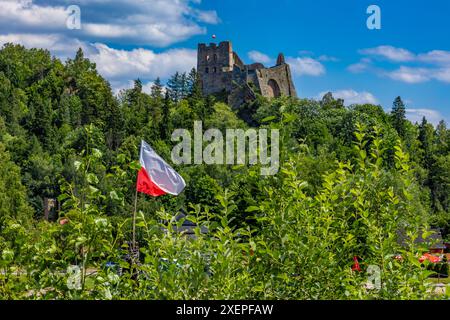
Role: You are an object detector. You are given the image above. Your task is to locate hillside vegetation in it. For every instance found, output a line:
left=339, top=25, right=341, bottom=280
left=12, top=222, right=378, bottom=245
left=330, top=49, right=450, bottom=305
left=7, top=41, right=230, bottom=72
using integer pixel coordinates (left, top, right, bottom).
left=0, top=44, right=449, bottom=299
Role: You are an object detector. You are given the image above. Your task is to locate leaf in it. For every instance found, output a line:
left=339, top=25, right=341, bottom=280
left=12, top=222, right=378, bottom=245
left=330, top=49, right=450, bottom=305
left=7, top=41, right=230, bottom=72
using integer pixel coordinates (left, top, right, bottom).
left=109, top=190, right=120, bottom=201
left=118, top=260, right=130, bottom=269
left=74, top=160, right=82, bottom=171
left=245, top=206, right=260, bottom=213
left=92, top=148, right=103, bottom=159
left=261, top=116, right=276, bottom=123
left=282, top=113, right=297, bottom=123
left=136, top=221, right=146, bottom=228
left=298, top=181, right=309, bottom=189
left=355, top=132, right=364, bottom=142
left=87, top=173, right=99, bottom=184
left=130, top=160, right=141, bottom=171
left=117, top=153, right=126, bottom=164
left=89, top=185, right=100, bottom=195
left=1, top=249, right=14, bottom=262
left=57, top=194, right=70, bottom=202
left=75, top=236, right=88, bottom=246
left=359, top=150, right=367, bottom=160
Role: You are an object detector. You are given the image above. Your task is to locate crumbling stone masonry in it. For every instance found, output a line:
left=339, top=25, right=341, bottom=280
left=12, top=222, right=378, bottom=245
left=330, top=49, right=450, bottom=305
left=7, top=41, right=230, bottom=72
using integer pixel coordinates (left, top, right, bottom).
left=197, top=41, right=297, bottom=108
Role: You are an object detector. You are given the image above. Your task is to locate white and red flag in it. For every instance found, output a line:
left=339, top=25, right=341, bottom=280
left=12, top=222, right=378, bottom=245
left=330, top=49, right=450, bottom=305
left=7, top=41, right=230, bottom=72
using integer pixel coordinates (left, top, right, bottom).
left=136, top=140, right=186, bottom=197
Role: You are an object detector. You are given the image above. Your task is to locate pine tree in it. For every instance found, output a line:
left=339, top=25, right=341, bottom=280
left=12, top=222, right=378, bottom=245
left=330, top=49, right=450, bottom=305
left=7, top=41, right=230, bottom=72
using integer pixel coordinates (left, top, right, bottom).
left=129, top=79, right=143, bottom=107
left=160, top=90, right=172, bottom=139
left=167, top=72, right=181, bottom=102
left=391, top=96, right=406, bottom=138
left=188, top=68, right=202, bottom=101
left=180, top=72, right=190, bottom=100
left=435, top=120, right=449, bottom=155
left=149, top=78, right=164, bottom=132
left=418, top=116, right=435, bottom=169
left=66, top=48, right=96, bottom=85
left=151, top=77, right=164, bottom=100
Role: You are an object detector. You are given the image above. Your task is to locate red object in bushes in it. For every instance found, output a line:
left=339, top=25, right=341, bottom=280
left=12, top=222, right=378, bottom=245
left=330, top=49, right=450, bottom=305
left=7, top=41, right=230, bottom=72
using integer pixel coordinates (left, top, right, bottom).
left=59, top=218, right=69, bottom=225
left=351, top=256, right=361, bottom=272
left=419, top=253, right=441, bottom=264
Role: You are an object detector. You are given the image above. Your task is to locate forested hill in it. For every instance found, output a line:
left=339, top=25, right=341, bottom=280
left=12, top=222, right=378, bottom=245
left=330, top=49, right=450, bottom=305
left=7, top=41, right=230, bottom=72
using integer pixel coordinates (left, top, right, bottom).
left=0, top=43, right=449, bottom=235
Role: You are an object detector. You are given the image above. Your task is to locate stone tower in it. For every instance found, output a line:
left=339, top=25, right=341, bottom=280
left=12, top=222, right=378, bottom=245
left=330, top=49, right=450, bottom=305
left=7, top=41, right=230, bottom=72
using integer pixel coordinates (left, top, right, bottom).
left=197, top=41, right=297, bottom=108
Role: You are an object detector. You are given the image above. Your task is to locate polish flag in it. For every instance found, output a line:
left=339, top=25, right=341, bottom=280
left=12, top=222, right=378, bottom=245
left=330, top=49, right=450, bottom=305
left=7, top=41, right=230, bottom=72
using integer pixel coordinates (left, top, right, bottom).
left=136, top=140, right=186, bottom=197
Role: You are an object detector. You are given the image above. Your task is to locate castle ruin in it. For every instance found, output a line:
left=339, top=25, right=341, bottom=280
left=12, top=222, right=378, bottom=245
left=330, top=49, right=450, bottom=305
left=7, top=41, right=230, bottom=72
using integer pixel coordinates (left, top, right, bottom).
left=197, top=41, right=297, bottom=108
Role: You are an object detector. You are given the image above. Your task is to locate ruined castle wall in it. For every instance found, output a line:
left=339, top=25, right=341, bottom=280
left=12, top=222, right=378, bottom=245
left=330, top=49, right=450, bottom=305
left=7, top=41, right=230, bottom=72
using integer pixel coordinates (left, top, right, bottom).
left=197, top=42, right=234, bottom=95
left=256, top=64, right=297, bottom=98
left=233, top=52, right=245, bottom=70
left=198, top=41, right=297, bottom=106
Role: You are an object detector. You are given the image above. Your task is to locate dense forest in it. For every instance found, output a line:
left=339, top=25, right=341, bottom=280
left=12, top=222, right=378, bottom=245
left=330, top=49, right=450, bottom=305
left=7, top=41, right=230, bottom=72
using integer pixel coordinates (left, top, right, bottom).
left=1, top=43, right=449, bottom=299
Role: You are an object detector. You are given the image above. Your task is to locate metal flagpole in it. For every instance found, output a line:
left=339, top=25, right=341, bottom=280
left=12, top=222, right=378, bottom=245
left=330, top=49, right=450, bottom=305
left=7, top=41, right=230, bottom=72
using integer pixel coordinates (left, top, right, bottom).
left=132, top=187, right=138, bottom=251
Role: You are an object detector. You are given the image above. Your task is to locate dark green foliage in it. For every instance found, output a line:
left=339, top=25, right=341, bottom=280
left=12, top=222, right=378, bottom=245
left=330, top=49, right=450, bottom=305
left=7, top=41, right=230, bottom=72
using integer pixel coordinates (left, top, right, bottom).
left=0, top=44, right=449, bottom=299
left=391, top=96, right=407, bottom=139
left=0, top=142, right=32, bottom=226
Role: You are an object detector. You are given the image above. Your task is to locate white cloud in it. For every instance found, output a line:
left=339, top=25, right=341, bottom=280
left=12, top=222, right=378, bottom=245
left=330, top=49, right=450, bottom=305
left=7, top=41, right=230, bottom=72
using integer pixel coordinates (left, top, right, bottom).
left=387, top=66, right=431, bottom=84
left=0, top=33, right=196, bottom=91
left=360, top=46, right=450, bottom=67
left=0, top=0, right=214, bottom=91
left=0, top=0, right=67, bottom=29
left=82, top=22, right=205, bottom=47
left=89, top=43, right=197, bottom=79
left=348, top=58, right=372, bottom=73
left=318, top=89, right=378, bottom=105
left=418, top=50, right=450, bottom=66
left=0, top=0, right=218, bottom=47
left=355, top=45, right=450, bottom=84
left=386, top=66, right=450, bottom=84
left=317, top=55, right=339, bottom=62
left=433, top=67, right=450, bottom=83
left=248, top=52, right=334, bottom=76
left=0, top=33, right=94, bottom=59
left=191, top=9, right=221, bottom=24
left=90, top=43, right=197, bottom=81
left=405, top=108, right=444, bottom=126
left=359, top=46, right=415, bottom=62
left=248, top=50, right=272, bottom=65
left=287, top=57, right=325, bottom=77
left=0, top=33, right=61, bottom=50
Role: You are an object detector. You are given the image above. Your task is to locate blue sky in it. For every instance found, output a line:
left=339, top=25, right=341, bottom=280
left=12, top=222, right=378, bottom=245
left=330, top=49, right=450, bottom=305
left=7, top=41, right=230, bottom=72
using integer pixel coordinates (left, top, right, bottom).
left=1, top=0, right=449, bottom=125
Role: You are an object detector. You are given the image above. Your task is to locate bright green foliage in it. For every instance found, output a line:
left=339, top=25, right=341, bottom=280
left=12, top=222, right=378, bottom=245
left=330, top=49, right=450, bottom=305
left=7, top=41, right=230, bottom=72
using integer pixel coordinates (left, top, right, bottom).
left=0, top=45, right=449, bottom=300
left=0, top=127, right=440, bottom=299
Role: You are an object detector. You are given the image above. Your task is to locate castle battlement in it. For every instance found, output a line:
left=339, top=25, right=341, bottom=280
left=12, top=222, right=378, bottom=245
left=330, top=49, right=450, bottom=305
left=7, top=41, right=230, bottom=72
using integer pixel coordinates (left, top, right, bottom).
left=197, top=41, right=297, bottom=108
